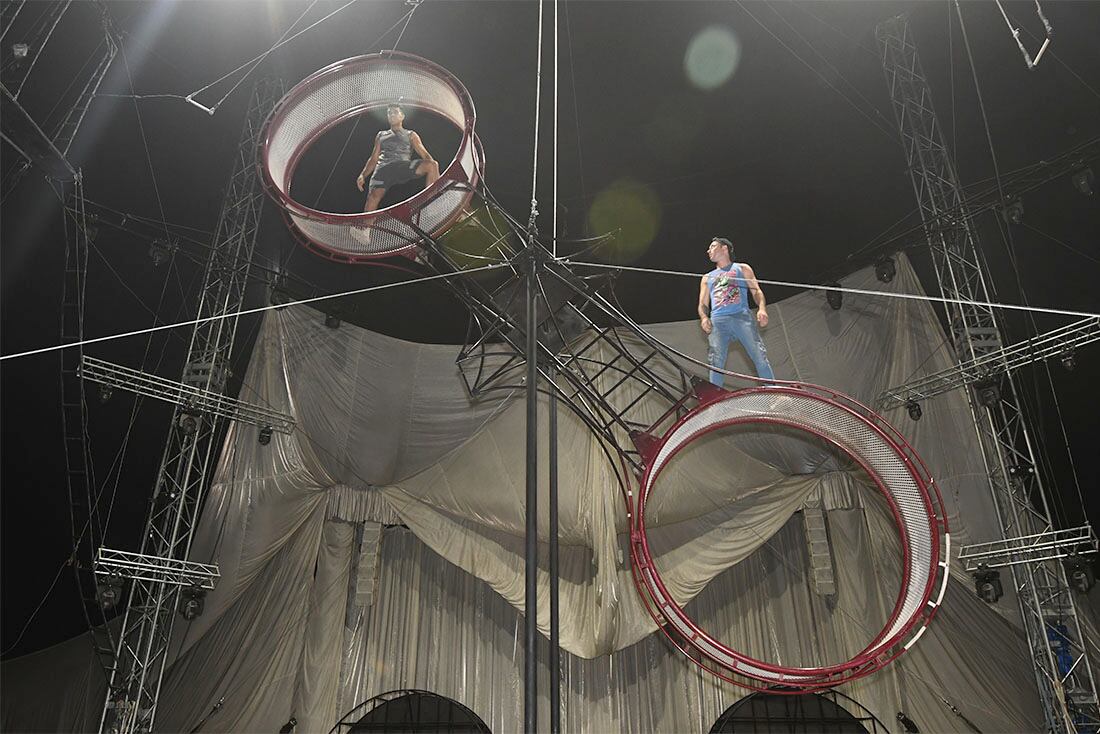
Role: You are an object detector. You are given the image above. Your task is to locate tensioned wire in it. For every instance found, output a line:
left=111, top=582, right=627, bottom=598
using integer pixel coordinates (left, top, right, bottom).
left=0, top=263, right=508, bottom=362
left=561, top=259, right=1100, bottom=321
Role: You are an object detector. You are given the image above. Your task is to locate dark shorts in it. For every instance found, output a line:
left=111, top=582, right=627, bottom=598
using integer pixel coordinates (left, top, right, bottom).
left=369, top=160, right=421, bottom=190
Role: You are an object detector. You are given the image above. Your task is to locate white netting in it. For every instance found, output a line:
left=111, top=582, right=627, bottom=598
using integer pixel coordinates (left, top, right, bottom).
left=639, top=388, right=942, bottom=683
left=262, top=53, right=480, bottom=258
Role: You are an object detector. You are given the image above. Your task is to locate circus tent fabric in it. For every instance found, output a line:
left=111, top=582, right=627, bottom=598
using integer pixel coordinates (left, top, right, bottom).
left=1, top=255, right=1048, bottom=732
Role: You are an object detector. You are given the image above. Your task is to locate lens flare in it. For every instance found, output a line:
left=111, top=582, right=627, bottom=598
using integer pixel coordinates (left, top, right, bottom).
left=685, top=26, right=741, bottom=91
left=587, top=179, right=661, bottom=262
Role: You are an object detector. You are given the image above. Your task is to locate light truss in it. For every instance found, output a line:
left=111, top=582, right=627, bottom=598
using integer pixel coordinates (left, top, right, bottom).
left=959, top=526, right=1098, bottom=572
left=93, top=548, right=219, bottom=590
left=98, top=78, right=282, bottom=734
left=80, top=355, right=295, bottom=434
left=880, top=316, right=1099, bottom=408
left=877, top=15, right=1099, bottom=733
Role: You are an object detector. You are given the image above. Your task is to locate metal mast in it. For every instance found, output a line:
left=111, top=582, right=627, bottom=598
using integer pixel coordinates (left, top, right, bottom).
left=98, top=78, right=283, bottom=733
left=876, top=15, right=1099, bottom=732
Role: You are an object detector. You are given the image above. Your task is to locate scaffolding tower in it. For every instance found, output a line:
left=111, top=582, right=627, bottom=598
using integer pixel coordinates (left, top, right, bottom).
left=876, top=15, right=1099, bottom=733
left=97, top=78, right=282, bottom=734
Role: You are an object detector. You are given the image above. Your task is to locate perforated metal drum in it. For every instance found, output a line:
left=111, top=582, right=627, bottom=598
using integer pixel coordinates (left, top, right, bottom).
left=260, top=52, right=483, bottom=261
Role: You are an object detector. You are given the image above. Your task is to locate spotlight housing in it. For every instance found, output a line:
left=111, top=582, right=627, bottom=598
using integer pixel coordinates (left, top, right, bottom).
left=974, top=568, right=1003, bottom=603
left=1061, top=350, right=1076, bottom=371
left=906, top=400, right=922, bottom=421
left=324, top=314, right=341, bottom=329
left=1000, top=199, right=1024, bottom=225
left=98, top=384, right=114, bottom=404
left=874, top=255, right=896, bottom=283
left=1072, top=167, right=1095, bottom=196
left=1007, top=464, right=1034, bottom=481
left=824, top=282, right=842, bottom=310
left=258, top=426, right=273, bottom=446
left=96, top=577, right=123, bottom=611
left=178, top=413, right=199, bottom=436
left=178, top=586, right=206, bottom=620
left=12, top=43, right=28, bottom=60
left=897, top=712, right=921, bottom=734
left=1067, top=559, right=1095, bottom=594
left=973, top=376, right=1001, bottom=408
left=148, top=239, right=175, bottom=267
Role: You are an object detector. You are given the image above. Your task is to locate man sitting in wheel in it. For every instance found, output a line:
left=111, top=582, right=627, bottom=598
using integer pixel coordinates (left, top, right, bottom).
left=356, top=103, right=440, bottom=212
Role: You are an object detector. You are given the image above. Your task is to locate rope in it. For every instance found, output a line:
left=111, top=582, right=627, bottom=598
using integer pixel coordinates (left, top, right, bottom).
left=527, top=0, right=544, bottom=237
left=552, top=0, right=558, bottom=256
left=0, top=264, right=507, bottom=363
left=561, top=259, right=1100, bottom=320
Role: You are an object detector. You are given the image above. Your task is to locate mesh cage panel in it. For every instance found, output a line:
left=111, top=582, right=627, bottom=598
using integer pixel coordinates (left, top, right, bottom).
left=636, top=388, right=943, bottom=684
left=261, top=53, right=479, bottom=259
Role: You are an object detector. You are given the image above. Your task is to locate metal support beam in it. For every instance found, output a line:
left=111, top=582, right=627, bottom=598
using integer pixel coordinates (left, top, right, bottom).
left=1, top=1, right=115, bottom=197
left=98, top=78, right=283, bottom=734
left=80, top=355, right=296, bottom=434
left=877, top=15, right=1099, bottom=732
left=959, top=526, right=1098, bottom=571
left=0, top=0, right=72, bottom=99
left=880, top=316, right=1100, bottom=408
left=524, top=246, right=539, bottom=733
left=93, top=548, right=219, bottom=590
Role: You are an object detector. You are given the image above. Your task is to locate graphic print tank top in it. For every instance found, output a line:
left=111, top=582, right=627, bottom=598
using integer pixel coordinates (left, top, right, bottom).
left=707, top=264, right=749, bottom=316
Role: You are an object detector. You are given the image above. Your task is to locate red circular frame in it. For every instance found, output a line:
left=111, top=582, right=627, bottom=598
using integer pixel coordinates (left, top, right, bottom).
left=627, top=384, right=950, bottom=690
left=259, top=52, right=484, bottom=262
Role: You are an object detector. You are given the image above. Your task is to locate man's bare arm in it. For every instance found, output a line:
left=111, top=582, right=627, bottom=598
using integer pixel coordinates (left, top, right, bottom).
left=359, top=135, right=383, bottom=177
left=698, top=275, right=712, bottom=333
left=410, top=132, right=435, bottom=162
left=741, top=264, right=769, bottom=327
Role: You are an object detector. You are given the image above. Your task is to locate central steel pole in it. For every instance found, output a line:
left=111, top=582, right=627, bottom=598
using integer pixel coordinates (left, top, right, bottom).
left=524, top=247, right=540, bottom=732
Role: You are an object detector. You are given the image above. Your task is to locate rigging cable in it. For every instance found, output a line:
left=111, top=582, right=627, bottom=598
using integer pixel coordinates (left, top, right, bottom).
left=954, top=0, right=1087, bottom=522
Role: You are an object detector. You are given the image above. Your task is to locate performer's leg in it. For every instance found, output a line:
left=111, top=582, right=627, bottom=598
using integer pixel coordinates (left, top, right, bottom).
left=730, top=311, right=775, bottom=380
left=416, top=159, right=440, bottom=186
left=364, top=186, right=386, bottom=212
left=707, top=317, right=733, bottom=386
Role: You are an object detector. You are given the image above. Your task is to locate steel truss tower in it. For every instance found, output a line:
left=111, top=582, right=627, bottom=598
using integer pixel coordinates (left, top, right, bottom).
left=876, top=15, right=1099, bottom=733
left=98, top=78, right=283, bottom=734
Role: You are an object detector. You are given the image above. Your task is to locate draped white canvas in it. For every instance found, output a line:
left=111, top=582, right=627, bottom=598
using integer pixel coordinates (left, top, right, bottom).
left=2, top=255, right=1052, bottom=733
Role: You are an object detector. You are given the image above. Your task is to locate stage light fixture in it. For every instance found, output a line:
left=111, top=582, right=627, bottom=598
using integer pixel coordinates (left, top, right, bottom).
left=974, top=376, right=1001, bottom=408
left=874, top=255, right=896, bottom=283
left=12, top=43, right=28, bottom=60
left=258, top=426, right=273, bottom=446
left=1067, top=559, right=1095, bottom=594
left=324, top=314, right=341, bottom=329
left=1007, top=464, right=1034, bottom=481
left=824, top=282, right=842, bottom=310
left=98, top=384, right=113, bottom=404
left=178, top=413, right=199, bottom=436
left=897, top=712, right=921, bottom=733
left=1000, top=199, right=1024, bottom=225
left=974, top=568, right=1003, bottom=603
left=1072, top=167, right=1095, bottom=196
left=178, top=586, right=206, bottom=620
left=148, top=239, right=174, bottom=267
left=1061, top=350, right=1076, bottom=371
left=906, top=400, right=922, bottom=421
left=279, top=718, right=298, bottom=734
left=96, top=577, right=123, bottom=611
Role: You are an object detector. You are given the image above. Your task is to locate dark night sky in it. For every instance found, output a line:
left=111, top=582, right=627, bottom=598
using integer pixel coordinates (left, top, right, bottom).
left=2, top=0, right=1098, bottom=659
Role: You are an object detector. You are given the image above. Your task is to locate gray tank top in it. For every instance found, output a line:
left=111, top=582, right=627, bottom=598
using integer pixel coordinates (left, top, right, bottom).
left=377, top=129, right=413, bottom=163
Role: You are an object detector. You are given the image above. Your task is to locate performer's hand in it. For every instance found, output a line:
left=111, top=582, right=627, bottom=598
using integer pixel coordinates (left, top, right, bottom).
left=356, top=174, right=366, bottom=192
left=757, top=310, right=769, bottom=328
left=700, top=316, right=712, bottom=334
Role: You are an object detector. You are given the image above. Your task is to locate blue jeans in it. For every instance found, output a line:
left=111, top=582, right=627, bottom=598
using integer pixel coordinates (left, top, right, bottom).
left=708, top=310, right=774, bottom=385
